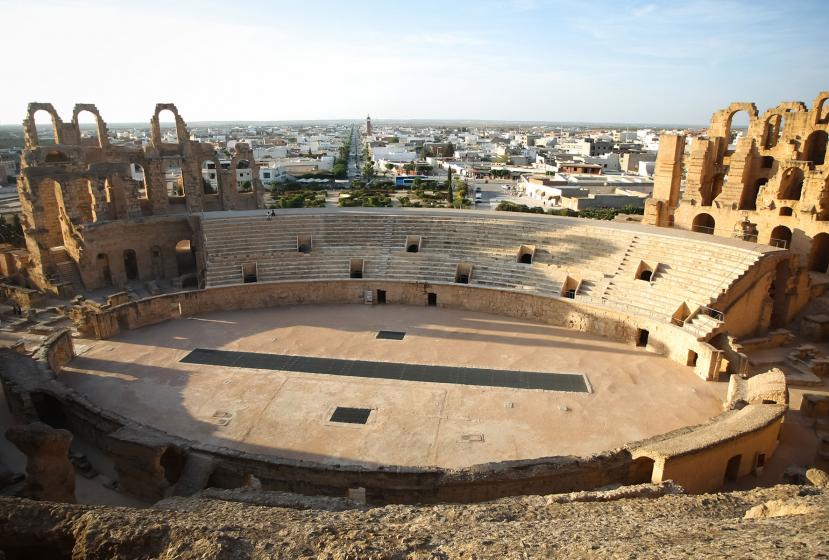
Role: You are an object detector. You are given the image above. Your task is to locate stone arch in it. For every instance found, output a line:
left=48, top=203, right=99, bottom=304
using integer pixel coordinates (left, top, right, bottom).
left=44, top=150, right=70, bottom=163
left=809, top=233, right=829, bottom=273
left=803, top=130, right=827, bottom=166
left=692, top=213, right=715, bottom=234
left=709, top=102, right=758, bottom=141
left=156, top=109, right=180, bottom=144
left=769, top=225, right=792, bottom=249
left=150, top=103, right=188, bottom=147
left=24, top=103, right=62, bottom=147
left=812, top=92, right=829, bottom=125
left=71, top=104, right=108, bottom=148
left=778, top=167, right=804, bottom=201
left=739, top=178, right=767, bottom=210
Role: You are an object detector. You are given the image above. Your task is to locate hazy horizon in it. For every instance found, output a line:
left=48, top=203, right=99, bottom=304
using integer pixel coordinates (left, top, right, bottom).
left=3, top=0, right=826, bottom=125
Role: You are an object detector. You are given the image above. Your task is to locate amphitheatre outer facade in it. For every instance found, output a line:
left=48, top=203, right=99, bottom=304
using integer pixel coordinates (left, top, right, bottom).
left=0, top=97, right=827, bottom=555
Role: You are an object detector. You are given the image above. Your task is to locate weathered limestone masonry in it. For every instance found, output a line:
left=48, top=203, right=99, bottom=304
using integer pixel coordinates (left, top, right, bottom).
left=646, top=92, right=829, bottom=325
left=16, top=102, right=265, bottom=294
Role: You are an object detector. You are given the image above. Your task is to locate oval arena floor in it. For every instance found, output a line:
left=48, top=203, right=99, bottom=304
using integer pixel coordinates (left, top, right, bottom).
left=61, top=304, right=724, bottom=469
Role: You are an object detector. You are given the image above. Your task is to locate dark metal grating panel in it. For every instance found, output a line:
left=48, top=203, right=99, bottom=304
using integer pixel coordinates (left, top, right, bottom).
left=376, top=331, right=406, bottom=340
left=330, top=407, right=372, bottom=424
left=181, top=349, right=589, bottom=393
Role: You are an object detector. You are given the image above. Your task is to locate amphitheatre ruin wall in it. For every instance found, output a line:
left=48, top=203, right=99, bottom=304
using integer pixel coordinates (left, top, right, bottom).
left=1, top=98, right=826, bottom=509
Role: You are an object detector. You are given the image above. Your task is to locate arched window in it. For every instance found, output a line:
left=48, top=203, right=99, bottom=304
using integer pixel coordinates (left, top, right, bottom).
left=157, top=109, right=179, bottom=144
left=770, top=225, right=792, bottom=249
left=818, top=97, right=829, bottom=125
left=32, top=109, right=59, bottom=146
left=692, top=213, right=715, bottom=234
left=75, top=109, right=101, bottom=147
left=803, top=130, right=827, bottom=166
left=725, top=110, right=751, bottom=146
left=778, top=168, right=804, bottom=201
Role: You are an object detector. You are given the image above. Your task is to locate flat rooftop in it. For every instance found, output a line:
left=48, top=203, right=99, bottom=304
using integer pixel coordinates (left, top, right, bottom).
left=62, top=304, right=723, bottom=469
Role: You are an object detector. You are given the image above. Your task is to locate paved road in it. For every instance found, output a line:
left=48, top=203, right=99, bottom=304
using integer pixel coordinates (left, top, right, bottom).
left=347, top=125, right=360, bottom=179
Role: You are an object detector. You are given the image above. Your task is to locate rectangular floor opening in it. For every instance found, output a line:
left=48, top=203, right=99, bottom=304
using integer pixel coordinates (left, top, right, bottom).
left=377, top=331, right=406, bottom=340
left=330, top=407, right=371, bottom=424
left=180, top=348, right=590, bottom=392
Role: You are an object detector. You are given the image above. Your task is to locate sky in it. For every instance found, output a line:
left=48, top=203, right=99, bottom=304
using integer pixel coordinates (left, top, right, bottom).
left=2, top=0, right=827, bottom=126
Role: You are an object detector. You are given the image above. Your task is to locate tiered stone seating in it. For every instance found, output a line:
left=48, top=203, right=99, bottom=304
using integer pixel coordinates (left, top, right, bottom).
left=200, top=210, right=772, bottom=337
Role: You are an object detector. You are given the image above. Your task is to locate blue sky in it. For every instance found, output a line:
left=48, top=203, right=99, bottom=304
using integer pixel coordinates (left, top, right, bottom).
left=2, top=0, right=827, bottom=125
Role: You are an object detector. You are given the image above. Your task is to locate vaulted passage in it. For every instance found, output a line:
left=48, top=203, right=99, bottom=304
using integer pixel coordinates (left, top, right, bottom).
left=180, top=348, right=591, bottom=392
left=692, top=213, right=715, bottom=234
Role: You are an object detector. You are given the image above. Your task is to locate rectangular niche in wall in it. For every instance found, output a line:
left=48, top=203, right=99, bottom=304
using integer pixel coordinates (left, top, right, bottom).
left=242, top=262, right=258, bottom=283
left=350, top=258, right=365, bottom=279
left=405, top=235, right=422, bottom=253
left=455, top=262, right=473, bottom=284
left=517, top=245, right=535, bottom=264
left=297, top=234, right=312, bottom=253
left=560, top=275, right=580, bottom=299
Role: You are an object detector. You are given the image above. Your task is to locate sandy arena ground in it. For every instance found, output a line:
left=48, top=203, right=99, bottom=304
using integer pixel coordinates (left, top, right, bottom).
left=61, top=304, right=724, bottom=469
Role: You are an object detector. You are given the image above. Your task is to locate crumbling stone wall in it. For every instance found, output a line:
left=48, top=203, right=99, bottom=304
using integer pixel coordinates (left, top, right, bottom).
left=646, top=92, right=829, bottom=264
left=6, top=421, right=76, bottom=503
left=645, top=92, right=829, bottom=326
left=16, top=102, right=265, bottom=293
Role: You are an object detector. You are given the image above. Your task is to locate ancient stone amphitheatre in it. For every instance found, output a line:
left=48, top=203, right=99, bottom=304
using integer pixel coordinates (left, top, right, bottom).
left=0, top=95, right=828, bottom=558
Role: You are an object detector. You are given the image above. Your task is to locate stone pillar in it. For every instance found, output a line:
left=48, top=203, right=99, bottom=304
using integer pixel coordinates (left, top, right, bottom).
left=644, top=133, right=685, bottom=227
left=5, top=422, right=76, bottom=503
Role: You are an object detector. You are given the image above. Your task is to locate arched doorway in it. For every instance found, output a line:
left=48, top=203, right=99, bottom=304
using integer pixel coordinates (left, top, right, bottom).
left=770, top=225, right=792, bottom=249
left=123, top=249, right=139, bottom=280
left=809, top=233, right=829, bottom=273
left=692, top=213, right=715, bottom=234
left=803, top=130, right=827, bottom=166
left=175, top=240, right=196, bottom=276
left=97, top=253, right=112, bottom=286
left=724, top=454, right=742, bottom=483
left=778, top=168, right=804, bottom=201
